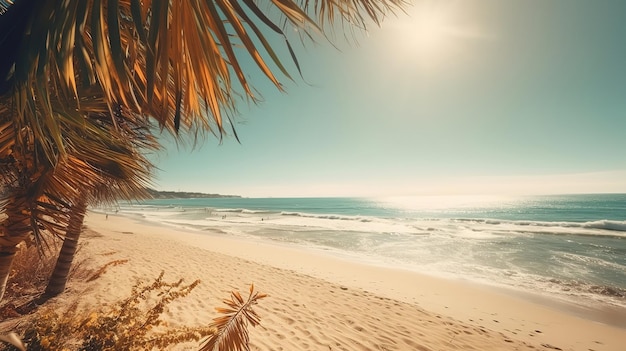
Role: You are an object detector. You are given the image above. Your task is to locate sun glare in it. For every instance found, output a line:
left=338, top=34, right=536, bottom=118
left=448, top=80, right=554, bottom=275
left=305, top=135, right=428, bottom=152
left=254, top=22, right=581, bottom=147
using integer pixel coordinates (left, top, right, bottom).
left=374, top=195, right=512, bottom=211
left=409, top=8, right=451, bottom=56
left=384, top=1, right=484, bottom=69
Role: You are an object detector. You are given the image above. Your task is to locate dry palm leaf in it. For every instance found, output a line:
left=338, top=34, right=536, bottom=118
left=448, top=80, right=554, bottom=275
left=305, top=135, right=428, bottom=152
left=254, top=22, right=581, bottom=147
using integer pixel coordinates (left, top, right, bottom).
left=200, top=285, right=268, bottom=351
left=0, top=87, right=157, bottom=237
left=0, top=0, right=406, bottom=163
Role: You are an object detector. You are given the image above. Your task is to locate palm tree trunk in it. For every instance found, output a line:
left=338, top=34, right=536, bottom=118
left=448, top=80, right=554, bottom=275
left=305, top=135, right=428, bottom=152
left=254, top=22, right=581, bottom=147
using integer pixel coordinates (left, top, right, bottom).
left=44, top=196, right=87, bottom=297
left=0, top=196, right=33, bottom=302
left=0, top=252, right=16, bottom=302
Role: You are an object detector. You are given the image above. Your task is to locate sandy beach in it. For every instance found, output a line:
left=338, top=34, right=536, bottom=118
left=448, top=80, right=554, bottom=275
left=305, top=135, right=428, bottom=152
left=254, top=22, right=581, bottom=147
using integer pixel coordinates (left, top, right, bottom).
left=49, top=212, right=625, bottom=350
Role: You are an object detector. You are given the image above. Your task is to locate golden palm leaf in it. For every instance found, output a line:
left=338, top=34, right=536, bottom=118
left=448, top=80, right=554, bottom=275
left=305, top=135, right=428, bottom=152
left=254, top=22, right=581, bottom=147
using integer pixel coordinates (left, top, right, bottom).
left=0, top=0, right=405, bottom=163
left=0, top=85, right=157, bottom=250
left=200, top=285, right=268, bottom=351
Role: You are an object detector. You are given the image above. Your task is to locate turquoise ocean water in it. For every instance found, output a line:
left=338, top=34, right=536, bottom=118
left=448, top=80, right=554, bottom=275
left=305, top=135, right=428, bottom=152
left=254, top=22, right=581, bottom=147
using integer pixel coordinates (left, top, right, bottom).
left=107, top=194, right=626, bottom=309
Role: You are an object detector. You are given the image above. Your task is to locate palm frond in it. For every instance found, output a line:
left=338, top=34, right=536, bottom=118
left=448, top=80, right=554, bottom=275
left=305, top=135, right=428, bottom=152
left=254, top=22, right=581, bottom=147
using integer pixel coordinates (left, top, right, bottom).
left=1, top=0, right=406, bottom=163
left=64, top=97, right=158, bottom=204
left=0, top=84, right=157, bottom=249
left=0, top=0, right=12, bottom=15
left=200, top=285, right=268, bottom=351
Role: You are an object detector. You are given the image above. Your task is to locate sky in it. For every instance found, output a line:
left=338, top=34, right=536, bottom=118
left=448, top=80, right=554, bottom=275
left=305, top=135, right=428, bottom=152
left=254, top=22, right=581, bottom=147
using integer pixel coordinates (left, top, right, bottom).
left=149, top=0, right=626, bottom=198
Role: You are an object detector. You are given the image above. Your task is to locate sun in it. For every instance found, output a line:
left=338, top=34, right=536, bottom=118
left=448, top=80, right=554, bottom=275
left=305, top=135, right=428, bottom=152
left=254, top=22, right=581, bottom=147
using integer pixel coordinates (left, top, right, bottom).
left=408, top=8, right=452, bottom=56
left=382, top=1, right=482, bottom=69
left=392, top=4, right=456, bottom=64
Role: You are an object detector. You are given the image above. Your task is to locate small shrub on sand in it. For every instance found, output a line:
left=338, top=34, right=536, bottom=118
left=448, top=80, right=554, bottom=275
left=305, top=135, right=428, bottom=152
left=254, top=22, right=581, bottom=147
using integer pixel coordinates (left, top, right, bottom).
left=8, top=273, right=267, bottom=351
left=0, top=243, right=267, bottom=351
left=20, top=272, right=212, bottom=350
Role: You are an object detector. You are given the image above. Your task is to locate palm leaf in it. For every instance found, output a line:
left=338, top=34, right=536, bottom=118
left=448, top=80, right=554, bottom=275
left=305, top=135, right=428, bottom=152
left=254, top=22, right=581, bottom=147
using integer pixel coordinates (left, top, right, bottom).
left=0, top=1, right=13, bottom=14
left=200, top=285, right=268, bottom=351
left=0, top=85, right=157, bottom=250
left=0, top=0, right=406, bottom=163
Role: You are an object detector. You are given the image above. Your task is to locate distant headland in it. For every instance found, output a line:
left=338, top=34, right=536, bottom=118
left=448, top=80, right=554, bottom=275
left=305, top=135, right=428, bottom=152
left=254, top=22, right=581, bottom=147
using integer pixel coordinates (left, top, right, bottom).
left=146, top=188, right=241, bottom=199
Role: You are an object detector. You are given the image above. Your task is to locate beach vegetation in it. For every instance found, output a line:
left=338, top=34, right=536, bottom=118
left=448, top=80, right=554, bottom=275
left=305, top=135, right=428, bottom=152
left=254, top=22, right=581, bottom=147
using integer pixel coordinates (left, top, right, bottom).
left=0, top=89, right=158, bottom=301
left=0, top=270, right=266, bottom=351
left=22, top=273, right=209, bottom=351
left=0, top=239, right=99, bottom=319
left=42, top=109, right=159, bottom=297
left=0, top=86, right=163, bottom=300
left=0, top=243, right=59, bottom=319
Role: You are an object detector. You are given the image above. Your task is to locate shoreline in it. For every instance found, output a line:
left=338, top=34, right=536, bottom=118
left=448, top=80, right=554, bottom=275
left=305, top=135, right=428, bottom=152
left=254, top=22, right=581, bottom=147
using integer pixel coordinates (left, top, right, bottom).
left=78, top=211, right=625, bottom=350
left=105, top=208, right=626, bottom=328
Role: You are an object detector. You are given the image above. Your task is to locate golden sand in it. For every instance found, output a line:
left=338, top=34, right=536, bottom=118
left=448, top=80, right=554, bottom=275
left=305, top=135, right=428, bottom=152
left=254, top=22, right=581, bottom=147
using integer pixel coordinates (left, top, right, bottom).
left=53, top=212, right=625, bottom=350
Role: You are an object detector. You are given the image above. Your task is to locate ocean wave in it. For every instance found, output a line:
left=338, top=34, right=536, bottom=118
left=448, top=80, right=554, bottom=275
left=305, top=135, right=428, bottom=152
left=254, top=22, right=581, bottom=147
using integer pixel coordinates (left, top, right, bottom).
left=582, top=220, right=626, bottom=232
left=213, top=208, right=275, bottom=214
left=110, top=199, right=626, bottom=309
left=269, top=212, right=626, bottom=239
left=280, top=211, right=373, bottom=222
left=452, top=218, right=626, bottom=236
left=556, top=252, right=626, bottom=271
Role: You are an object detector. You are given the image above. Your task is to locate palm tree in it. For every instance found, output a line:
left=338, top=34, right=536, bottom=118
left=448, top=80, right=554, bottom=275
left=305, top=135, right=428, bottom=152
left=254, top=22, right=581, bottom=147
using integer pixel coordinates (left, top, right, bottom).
left=0, top=0, right=406, bottom=301
left=0, top=89, right=159, bottom=301
left=45, top=101, right=159, bottom=297
left=0, top=143, right=85, bottom=301
left=44, top=95, right=159, bottom=297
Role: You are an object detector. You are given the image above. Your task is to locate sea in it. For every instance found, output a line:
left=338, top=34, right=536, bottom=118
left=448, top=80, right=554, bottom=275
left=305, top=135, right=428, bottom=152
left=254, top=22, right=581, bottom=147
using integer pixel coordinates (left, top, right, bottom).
left=104, top=193, right=626, bottom=310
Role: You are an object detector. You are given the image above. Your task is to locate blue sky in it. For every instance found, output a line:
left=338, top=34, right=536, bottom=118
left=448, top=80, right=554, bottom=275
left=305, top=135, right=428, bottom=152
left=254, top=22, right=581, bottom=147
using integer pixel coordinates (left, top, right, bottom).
left=150, top=0, right=626, bottom=197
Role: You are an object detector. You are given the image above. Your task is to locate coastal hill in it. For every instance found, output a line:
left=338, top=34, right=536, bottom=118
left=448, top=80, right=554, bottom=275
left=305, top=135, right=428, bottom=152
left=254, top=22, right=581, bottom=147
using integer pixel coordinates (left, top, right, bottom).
left=146, top=188, right=241, bottom=199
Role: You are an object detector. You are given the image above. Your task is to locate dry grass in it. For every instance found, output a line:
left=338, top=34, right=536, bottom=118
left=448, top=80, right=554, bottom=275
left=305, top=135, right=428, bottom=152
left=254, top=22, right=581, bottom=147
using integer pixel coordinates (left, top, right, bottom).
left=0, top=237, right=92, bottom=320
left=0, top=232, right=268, bottom=350
left=13, top=272, right=214, bottom=351
left=5, top=244, right=58, bottom=301
left=0, top=244, right=57, bottom=320
left=0, top=274, right=268, bottom=350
